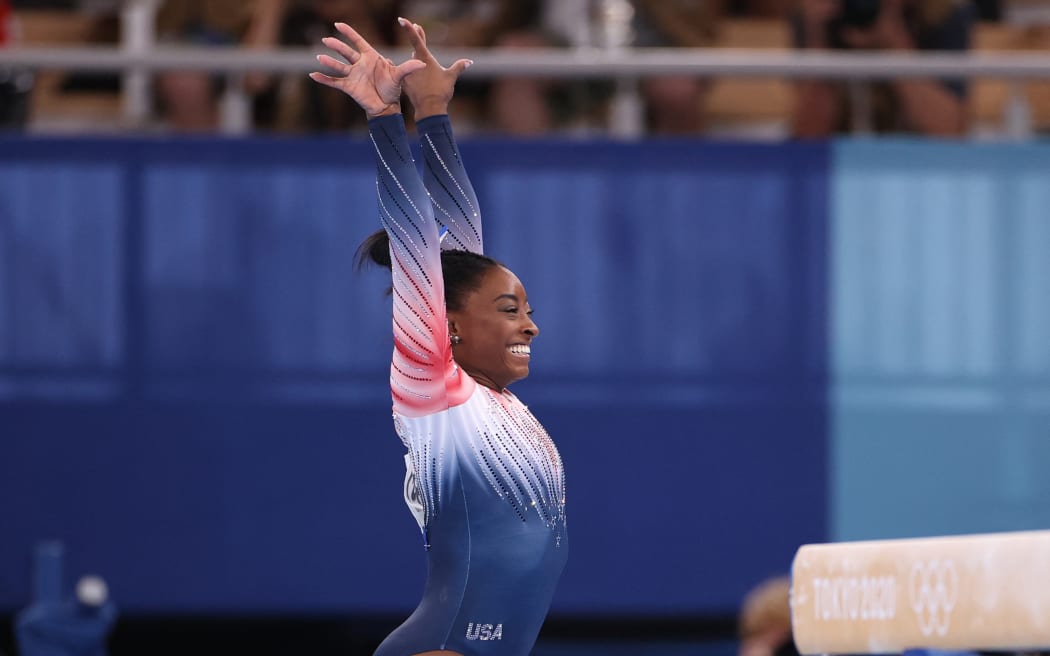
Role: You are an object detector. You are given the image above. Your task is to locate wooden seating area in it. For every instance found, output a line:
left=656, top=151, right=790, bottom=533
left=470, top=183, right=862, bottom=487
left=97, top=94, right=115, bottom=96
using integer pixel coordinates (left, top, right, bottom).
left=9, top=10, right=1050, bottom=136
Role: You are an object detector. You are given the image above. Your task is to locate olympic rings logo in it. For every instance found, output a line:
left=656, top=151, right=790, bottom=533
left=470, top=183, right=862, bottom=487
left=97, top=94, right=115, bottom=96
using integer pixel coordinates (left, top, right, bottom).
left=908, top=559, right=958, bottom=637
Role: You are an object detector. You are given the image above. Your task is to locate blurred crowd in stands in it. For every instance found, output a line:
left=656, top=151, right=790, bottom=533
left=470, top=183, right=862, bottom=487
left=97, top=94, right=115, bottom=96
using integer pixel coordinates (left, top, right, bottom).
left=2, top=0, right=1049, bottom=138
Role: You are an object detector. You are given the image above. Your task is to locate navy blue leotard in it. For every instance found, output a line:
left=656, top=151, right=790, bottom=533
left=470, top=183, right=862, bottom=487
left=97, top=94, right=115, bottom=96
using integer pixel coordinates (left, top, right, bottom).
left=369, top=114, right=567, bottom=656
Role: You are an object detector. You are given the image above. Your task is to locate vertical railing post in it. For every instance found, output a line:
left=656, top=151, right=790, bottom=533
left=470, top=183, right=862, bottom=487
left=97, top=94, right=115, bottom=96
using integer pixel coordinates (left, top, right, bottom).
left=848, top=80, right=873, bottom=136
left=219, top=74, right=252, bottom=135
left=120, top=0, right=161, bottom=129
left=598, top=0, right=643, bottom=138
left=1004, top=80, right=1033, bottom=140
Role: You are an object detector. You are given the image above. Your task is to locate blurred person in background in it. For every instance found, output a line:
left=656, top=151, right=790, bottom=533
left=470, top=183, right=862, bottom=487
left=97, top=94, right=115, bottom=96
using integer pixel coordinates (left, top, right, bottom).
left=485, top=0, right=608, bottom=136
left=739, top=576, right=797, bottom=656
left=792, top=0, right=975, bottom=137
left=631, top=0, right=723, bottom=134
left=154, top=0, right=257, bottom=131
left=245, top=0, right=400, bottom=133
left=399, top=0, right=507, bottom=48
left=0, top=0, right=33, bottom=130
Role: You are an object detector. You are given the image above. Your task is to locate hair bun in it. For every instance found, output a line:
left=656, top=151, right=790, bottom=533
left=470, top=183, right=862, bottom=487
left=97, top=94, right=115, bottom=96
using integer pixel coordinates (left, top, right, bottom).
left=356, top=228, right=392, bottom=271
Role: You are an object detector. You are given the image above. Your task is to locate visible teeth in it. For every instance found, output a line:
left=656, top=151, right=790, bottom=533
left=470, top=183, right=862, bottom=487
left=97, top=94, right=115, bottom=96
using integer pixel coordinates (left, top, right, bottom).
left=508, top=345, right=531, bottom=355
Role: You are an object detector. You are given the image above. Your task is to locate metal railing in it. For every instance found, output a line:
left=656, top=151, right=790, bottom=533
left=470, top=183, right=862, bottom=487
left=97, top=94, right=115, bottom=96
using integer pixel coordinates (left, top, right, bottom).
left=3, top=44, right=1049, bottom=137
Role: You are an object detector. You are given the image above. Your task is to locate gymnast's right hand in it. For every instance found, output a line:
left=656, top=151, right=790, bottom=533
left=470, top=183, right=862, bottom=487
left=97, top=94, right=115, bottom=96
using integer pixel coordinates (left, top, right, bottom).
left=309, top=22, right=426, bottom=119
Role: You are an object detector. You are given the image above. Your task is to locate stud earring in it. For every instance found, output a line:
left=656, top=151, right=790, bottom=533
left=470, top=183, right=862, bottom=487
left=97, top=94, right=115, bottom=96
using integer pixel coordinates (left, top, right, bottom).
left=450, top=334, right=462, bottom=345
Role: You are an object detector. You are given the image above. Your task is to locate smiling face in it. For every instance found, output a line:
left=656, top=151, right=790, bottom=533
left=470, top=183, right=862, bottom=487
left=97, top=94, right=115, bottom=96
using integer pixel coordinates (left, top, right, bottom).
left=447, top=265, right=539, bottom=392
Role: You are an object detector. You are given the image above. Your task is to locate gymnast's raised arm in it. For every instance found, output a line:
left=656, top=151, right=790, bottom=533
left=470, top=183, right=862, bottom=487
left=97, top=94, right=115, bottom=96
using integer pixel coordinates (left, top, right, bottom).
left=398, top=19, right=484, bottom=255
left=310, top=23, right=460, bottom=417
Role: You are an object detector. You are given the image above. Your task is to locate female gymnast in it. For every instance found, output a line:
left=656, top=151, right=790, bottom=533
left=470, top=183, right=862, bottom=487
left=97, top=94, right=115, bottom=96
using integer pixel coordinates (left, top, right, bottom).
left=310, top=18, right=568, bottom=656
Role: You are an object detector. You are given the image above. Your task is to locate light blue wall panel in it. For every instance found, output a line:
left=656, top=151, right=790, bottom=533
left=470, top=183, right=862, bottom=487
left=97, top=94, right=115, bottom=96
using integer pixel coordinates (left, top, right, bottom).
left=830, top=142, right=1050, bottom=540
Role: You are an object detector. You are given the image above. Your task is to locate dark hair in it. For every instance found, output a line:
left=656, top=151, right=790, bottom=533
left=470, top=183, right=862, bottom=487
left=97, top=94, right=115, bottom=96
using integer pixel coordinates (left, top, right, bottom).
left=356, top=229, right=502, bottom=312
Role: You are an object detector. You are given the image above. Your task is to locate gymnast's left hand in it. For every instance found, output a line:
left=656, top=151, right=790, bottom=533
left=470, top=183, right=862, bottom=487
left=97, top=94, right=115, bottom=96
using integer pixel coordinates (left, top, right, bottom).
left=309, top=22, right=426, bottom=119
left=397, top=18, right=473, bottom=120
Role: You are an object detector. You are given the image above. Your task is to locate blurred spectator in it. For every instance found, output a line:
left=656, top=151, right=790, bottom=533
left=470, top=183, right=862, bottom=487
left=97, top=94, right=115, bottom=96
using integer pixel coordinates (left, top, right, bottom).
left=631, top=0, right=723, bottom=134
left=246, top=0, right=399, bottom=133
left=247, top=0, right=607, bottom=136
left=155, top=0, right=258, bottom=131
left=400, top=0, right=508, bottom=48
left=16, top=578, right=118, bottom=656
left=486, top=0, right=610, bottom=136
left=1, top=0, right=33, bottom=130
left=16, top=542, right=118, bottom=656
left=792, top=0, right=974, bottom=137
left=739, top=575, right=796, bottom=656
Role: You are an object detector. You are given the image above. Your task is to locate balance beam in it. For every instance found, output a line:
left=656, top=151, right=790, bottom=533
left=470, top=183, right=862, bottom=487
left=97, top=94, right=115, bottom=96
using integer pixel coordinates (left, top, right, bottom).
left=791, top=530, right=1050, bottom=654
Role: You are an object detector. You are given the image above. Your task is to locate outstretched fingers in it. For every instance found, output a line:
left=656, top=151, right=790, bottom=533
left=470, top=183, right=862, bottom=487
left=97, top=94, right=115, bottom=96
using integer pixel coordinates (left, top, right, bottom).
left=315, top=53, right=351, bottom=76
left=307, top=71, right=341, bottom=89
left=309, top=19, right=430, bottom=114
left=399, top=18, right=429, bottom=58
left=333, top=22, right=374, bottom=54
left=412, top=21, right=427, bottom=48
left=448, top=58, right=473, bottom=77
left=320, top=36, right=360, bottom=64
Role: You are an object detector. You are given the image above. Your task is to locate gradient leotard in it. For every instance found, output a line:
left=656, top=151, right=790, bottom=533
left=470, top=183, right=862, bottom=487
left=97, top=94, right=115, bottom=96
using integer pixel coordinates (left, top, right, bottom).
left=370, top=114, right=567, bottom=656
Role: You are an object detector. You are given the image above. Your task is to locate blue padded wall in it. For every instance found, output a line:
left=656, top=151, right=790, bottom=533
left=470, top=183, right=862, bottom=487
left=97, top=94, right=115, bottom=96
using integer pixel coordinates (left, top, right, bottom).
left=0, top=136, right=829, bottom=614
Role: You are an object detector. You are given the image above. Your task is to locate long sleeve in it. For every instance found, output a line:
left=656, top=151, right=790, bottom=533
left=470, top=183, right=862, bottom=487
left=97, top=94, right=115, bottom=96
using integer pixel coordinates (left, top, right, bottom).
left=370, top=114, right=472, bottom=417
left=417, top=115, right=483, bottom=254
